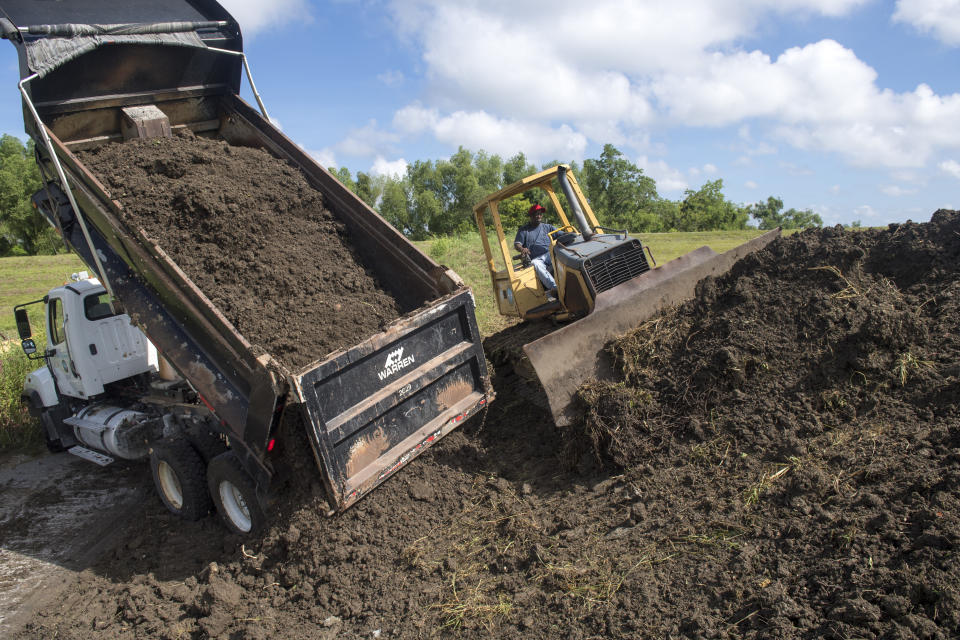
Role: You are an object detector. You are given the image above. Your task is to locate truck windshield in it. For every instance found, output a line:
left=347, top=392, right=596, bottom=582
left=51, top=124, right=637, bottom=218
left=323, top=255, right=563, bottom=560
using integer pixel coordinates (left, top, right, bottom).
left=84, top=293, right=116, bottom=321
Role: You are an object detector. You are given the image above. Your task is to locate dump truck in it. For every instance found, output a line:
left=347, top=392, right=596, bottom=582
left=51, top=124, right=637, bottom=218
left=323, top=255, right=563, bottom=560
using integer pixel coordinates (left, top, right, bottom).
left=474, top=165, right=778, bottom=425
left=2, top=0, right=492, bottom=535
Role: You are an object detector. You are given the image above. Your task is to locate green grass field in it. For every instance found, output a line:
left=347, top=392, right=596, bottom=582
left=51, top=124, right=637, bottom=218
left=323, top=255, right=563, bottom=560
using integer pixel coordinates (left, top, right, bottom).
left=0, top=253, right=85, bottom=337
left=0, top=253, right=84, bottom=453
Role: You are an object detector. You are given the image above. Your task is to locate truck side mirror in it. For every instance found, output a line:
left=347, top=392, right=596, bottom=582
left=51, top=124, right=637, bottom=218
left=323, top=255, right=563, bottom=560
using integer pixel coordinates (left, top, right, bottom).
left=21, top=338, right=37, bottom=356
left=15, top=308, right=31, bottom=339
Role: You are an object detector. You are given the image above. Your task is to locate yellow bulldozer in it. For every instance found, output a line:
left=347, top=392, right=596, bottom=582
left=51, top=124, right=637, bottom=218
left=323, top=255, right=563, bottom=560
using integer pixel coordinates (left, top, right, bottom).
left=473, top=165, right=780, bottom=425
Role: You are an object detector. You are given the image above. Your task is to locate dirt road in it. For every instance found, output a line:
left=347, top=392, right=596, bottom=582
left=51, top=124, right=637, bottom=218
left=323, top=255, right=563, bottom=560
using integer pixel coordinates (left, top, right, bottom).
left=0, top=452, right=147, bottom=636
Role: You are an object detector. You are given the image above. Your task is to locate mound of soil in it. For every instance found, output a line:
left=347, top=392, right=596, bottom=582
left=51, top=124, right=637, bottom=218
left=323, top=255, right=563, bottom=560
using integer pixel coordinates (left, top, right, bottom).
left=79, top=132, right=402, bottom=370
left=574, top=211, right=960, bottom=637
left=14, top=212, right=960, bottom=640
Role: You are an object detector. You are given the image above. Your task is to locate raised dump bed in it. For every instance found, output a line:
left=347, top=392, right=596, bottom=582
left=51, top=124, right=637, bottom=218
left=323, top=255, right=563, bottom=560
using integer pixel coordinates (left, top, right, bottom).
left=2, top=0, right=491, bottom=523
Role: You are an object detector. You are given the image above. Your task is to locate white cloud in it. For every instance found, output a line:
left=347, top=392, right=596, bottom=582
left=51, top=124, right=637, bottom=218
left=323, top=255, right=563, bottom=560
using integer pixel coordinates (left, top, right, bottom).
left=387, top=0, right=867, bottom=134
left=384, top=1, right=960, bottom=171
left=940, top=159, right=960, bottom=179
left=377, top=70, right=406, bottom=87
left=654, top=40, right=960, bottom=167
left=880, top=184, right=917, bottom=196
left=688, top=163, right=718, bottom=178
left=219, top=0, right=312, bottom=36
left=745, top=180, right=759, bottom=189
left=780, top=161, right=814, bottom=176
left=829, top=184, right=841, bottom=194
left=371, top=156, right=409, bottom=178
left=335, top=120, right=401, bottom=158
left=855, top=204, right=879, bottom=218
left=733, top=127, right=778, bottom=157
left=636, top=155, right=688, bottom=192
left=394, top=105, right=588, bottom=161
left=310, top=148, right=337, bottom=169
left=893, top=0, right=960, bottom=46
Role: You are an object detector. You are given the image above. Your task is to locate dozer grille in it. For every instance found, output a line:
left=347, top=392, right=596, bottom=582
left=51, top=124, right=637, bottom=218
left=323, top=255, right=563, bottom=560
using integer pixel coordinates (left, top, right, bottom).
left=583, top=240, right=651, bottom=293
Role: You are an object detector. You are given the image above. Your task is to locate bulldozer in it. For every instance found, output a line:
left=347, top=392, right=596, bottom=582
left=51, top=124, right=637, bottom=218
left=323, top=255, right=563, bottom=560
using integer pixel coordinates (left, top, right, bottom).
left=473, top=165, right=780, bottom=425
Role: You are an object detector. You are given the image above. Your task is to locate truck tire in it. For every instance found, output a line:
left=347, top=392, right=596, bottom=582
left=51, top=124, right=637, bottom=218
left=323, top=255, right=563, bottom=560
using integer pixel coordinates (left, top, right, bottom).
left=150, top=438, right=213, bottom=521
left=184, top=424, right=228, bottom=464
left=207, top=451, right=266, bottom=536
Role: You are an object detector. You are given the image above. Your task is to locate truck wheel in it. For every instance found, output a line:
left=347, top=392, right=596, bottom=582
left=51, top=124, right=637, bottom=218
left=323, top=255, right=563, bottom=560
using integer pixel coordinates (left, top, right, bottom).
left=207, top=451, right=266, bottom=536
left=150, top=438, right=212, bottom=521
left=184, top=424, right=228, bottom=464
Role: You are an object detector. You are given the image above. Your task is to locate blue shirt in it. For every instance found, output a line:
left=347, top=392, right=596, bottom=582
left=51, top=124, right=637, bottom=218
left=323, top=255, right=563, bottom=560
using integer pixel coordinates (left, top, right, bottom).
left=514, top=222, right=556, bottom=258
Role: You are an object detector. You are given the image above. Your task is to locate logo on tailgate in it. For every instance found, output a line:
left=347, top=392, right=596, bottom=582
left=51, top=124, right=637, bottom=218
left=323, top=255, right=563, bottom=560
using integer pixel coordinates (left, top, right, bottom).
left=378, top=347, right=415, bottom=381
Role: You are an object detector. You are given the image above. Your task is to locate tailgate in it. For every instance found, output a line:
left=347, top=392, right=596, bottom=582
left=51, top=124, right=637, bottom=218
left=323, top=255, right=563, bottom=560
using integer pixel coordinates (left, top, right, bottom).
left=290, top=289, right=491, bottom=511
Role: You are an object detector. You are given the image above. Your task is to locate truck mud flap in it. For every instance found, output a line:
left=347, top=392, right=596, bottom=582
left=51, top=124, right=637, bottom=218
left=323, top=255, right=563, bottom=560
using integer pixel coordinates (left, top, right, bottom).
left=290, top=289, right=491, bottom=511
left=524, top=229, right=781, bottom=426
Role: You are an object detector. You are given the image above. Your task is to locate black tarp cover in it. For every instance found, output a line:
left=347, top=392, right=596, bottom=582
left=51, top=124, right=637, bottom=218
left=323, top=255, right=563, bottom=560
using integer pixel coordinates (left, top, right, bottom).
left=24, top=29, right=207, bottom=78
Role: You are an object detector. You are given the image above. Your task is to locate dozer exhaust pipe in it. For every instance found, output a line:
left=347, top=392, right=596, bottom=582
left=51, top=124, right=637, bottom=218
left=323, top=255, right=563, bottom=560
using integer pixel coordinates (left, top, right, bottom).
left=557, top=166, right=594, bottom=241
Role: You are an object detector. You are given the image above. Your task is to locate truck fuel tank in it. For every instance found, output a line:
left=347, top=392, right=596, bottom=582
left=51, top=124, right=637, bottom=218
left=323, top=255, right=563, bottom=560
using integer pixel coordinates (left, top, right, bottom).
left=65, top=404, right=154, bottom=460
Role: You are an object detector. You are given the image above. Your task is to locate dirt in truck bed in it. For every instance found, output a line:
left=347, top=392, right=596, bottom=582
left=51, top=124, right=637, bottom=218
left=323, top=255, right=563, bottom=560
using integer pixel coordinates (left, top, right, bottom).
left=79, top=131, right=403, bottom=371
left=15, top=212, right=960, bottom=639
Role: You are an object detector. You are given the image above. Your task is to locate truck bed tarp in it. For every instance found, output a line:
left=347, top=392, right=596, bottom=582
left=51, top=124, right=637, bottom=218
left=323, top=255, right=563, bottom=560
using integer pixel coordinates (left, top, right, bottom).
left=25, top=29, right=206, bottom=78
left=24, top=22, right=224, bottom=37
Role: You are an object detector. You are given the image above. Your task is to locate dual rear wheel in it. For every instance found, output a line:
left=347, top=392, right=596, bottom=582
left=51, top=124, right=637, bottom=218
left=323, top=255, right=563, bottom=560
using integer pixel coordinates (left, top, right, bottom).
left=149, top=436, right=265, bottom=535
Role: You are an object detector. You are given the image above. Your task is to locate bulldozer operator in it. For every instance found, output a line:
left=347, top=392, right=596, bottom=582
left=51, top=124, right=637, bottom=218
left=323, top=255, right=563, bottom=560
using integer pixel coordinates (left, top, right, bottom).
left=514, top=204, right=558, bottom=298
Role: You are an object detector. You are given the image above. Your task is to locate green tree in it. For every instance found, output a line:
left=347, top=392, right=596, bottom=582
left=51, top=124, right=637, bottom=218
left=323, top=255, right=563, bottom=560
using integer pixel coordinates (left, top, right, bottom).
left=409, top=190, right=440, bottom=241
left=502, top=152, right=537, bottom=186
left=676, top=179, right=749, bottom=231
left=581, top=144, right=659, bottom=231
left=432, top=147, right=486, bottom=235
left=748, top=196, right=822, bottom=230
left=0, top=135, right=60, bottom=255
left=473, top=150, right=504, bottom=195
left=379, top=178, right=411, bottom=235
left=330, top=166, right=356, bottom=192
left=354, top=172, right=389, bottom=210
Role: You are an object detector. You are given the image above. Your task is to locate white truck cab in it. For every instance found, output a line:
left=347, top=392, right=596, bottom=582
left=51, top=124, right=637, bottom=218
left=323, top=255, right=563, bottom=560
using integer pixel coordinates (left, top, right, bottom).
left=22, top=273, right=158, bottom=405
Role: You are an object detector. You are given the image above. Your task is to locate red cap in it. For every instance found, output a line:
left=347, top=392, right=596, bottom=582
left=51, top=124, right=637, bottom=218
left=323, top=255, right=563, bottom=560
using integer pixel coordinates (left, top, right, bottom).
left=528, top=204, right=545, bottom=215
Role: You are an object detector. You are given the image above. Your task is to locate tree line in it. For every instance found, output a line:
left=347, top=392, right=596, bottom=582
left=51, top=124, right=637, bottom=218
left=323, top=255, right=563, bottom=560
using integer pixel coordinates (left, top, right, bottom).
left=0, top=135, right=823, bottom=256
left=332, top=143, right=823, bottom=240
left=0, top=135, right=61, bottom=256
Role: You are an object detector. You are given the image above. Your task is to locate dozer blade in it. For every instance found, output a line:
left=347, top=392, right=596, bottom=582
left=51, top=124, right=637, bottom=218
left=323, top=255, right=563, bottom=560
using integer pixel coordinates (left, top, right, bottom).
left=523, top=228, right=781, bottom=425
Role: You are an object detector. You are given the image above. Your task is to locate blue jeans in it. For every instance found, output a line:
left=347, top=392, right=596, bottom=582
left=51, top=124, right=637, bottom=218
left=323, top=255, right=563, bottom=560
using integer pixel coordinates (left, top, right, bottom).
left=531, top=252, right=556, bottom=291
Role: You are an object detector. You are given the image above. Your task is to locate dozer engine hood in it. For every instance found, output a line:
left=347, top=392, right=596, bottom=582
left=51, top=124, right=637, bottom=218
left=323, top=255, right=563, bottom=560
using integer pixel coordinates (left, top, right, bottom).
left=555, top=234, right=651, bottom=299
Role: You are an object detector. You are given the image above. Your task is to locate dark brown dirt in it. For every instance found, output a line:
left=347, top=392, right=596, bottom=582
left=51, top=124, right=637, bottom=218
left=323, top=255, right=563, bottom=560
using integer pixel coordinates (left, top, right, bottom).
left=15, top=212, right=960, bottom=639
left=79, top=132, right=403, bottom=371
left=574, top=211, right=960, bottom=638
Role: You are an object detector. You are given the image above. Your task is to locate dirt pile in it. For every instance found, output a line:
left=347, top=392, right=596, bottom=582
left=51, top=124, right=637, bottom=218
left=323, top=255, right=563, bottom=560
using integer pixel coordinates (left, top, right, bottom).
left=14, top=212, right=960, bottom=640
left=574, top=211, right=960, bottom=637
left=79, top=132, right=403, bottom=370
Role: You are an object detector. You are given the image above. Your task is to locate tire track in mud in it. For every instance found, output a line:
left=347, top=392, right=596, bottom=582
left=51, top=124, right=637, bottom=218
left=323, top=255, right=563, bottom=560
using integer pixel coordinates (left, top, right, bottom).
left=0, top=453, right=147, bottom=636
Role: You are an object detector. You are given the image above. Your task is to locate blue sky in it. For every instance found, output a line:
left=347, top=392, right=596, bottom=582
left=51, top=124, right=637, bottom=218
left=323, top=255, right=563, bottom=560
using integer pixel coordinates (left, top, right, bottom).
left=1, top=0, right=958, bottom=226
